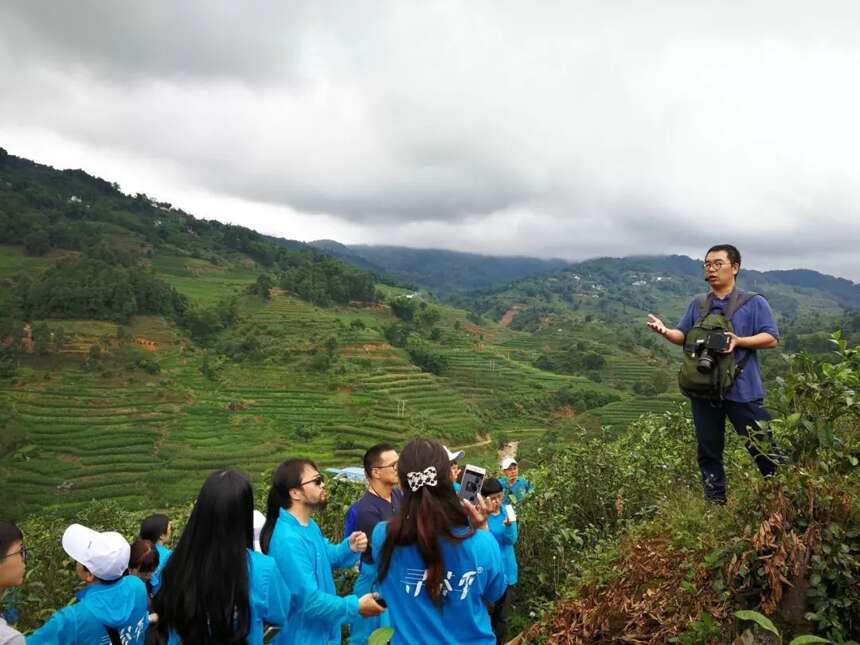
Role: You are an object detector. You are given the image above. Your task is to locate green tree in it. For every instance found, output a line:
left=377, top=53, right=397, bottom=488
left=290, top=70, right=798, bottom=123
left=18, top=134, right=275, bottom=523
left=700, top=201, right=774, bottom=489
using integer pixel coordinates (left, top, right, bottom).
left=390, top=296, right=418, bottom=322
left=23, top=229, right=51, bottom=256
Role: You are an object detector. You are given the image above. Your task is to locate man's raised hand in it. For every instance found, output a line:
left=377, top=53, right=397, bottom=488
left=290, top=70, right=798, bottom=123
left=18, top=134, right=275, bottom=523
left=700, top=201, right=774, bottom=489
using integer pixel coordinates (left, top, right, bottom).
left=647, top=314, right=667, bottom=336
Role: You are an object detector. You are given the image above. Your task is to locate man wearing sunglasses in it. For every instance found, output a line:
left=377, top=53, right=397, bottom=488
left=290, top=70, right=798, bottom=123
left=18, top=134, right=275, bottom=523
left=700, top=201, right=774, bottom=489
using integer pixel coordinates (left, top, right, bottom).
left=346, top=443, right=402, bottom=644
left=263, top=459, right=384, bottom=645
left=647, top=244, right=781, bottom=504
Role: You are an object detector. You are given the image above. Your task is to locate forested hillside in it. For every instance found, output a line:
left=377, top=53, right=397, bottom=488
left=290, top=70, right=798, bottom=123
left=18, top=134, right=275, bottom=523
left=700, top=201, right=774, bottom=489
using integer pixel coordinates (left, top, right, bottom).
left=2, top=146, right=860, bottom=642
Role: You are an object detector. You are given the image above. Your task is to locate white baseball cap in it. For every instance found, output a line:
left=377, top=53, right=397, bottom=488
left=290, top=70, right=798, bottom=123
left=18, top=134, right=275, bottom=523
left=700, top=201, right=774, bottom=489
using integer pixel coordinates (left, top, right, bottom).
left=62, top=523, right=130, bottom=581
left=253, top=510, right=266, bottom=552
left=443, top=446, right=465, bottom=462
left=500, top=457, right=518, bottom=470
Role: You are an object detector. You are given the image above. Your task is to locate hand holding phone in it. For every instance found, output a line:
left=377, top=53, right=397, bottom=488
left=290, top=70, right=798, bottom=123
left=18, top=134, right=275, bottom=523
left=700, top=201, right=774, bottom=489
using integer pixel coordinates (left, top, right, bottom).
left=457, top=464, right=486, bottom=504
left=504, top=504, right=517, bottom=524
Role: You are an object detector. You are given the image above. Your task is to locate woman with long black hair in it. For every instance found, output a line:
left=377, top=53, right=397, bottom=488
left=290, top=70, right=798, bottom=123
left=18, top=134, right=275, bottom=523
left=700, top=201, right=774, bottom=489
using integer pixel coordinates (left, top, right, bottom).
left=373, top=438, right=507, bottom=644
left=153, top=468, right=290, bottom=644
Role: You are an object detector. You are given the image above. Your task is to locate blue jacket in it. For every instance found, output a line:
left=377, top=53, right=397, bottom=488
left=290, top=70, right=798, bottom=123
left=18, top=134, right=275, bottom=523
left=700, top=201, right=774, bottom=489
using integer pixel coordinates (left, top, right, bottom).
left=27, top=576, right=148, bottom=645
left=371, top=521, right=506, bottom=645
left=166, top=549, right=290, bottom=644
left=150, top=543, right=172, bottom=594
left=499, top=477, right=532, bottom=505
left=268, top=508, right=360, bottom=644
left=487, top=511, right=519, bottom=585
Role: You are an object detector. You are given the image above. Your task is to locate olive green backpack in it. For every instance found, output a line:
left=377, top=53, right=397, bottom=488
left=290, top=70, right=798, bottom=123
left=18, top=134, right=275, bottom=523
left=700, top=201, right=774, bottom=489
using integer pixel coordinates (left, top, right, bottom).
left=678, top=289, right=758, bottom=399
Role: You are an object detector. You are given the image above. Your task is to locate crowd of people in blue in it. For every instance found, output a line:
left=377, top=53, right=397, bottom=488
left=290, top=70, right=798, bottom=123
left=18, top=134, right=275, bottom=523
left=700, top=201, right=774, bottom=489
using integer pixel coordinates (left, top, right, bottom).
left=0, top=439, right=533, bottom=645
left=0, top=243, right=784, bottom=644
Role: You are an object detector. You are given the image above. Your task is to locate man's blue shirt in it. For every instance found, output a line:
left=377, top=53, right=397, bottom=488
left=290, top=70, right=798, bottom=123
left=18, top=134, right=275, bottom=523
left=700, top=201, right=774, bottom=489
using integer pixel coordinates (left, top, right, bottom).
left=677, top=292, right=779, bottom=402
left=498, top=477, right=532, bottom=505
left=268, top=508, right=360, bottom=645
left=350, top=489, right=402, bottom=566
left=371, top=521, right=506, bottom=645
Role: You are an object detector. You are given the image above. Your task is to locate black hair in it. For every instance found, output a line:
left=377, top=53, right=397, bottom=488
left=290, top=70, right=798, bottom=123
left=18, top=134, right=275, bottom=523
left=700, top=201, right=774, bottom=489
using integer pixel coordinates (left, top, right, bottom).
left=260, top=458, right=318, bottom=554
left=128, top=538, right=160, bottom=575
left=139, top=513, right=170, bottom=543
left=0, top=519, right=23, bottom=557
left=363, top=443, right=397, bottom=477
left=481, top=478, right=503, bottom=496
left=706, top=244, right=741, bottom=267
left=153, top=469, right=253, bottom=644
left=377, top=438, right=473, bottom=605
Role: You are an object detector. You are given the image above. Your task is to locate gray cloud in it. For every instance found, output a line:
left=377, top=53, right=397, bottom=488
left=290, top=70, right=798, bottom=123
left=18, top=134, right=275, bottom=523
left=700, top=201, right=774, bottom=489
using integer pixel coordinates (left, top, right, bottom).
left=1, top=1, right=859, bottom=280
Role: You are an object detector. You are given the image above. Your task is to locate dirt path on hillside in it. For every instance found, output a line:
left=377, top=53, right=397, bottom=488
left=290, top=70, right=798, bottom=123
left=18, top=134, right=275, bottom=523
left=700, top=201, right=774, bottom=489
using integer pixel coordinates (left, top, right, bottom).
left=499, top=304, right=525, bottom=328
left=451, top=435, right=492, bottom=451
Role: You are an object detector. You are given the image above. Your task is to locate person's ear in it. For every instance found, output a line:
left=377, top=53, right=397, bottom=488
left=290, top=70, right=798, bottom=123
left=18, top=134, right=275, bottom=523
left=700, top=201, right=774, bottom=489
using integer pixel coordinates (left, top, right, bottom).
left=77, top=563, right=97, bottom=583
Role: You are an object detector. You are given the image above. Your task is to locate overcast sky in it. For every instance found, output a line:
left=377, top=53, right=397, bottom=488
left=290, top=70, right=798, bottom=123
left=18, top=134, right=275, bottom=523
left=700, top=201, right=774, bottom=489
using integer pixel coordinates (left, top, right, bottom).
left=1, top=1, right=859, bottom=280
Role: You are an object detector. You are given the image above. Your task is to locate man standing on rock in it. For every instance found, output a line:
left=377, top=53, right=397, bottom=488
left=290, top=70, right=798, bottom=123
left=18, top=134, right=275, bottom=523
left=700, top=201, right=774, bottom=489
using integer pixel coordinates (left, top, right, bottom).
left=647, top=244, right=781, bottom=503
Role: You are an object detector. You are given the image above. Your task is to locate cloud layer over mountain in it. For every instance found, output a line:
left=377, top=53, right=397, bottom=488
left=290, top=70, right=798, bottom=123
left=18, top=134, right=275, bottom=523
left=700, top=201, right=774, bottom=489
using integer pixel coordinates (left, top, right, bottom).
left=1, top=1, right=859, bottom=279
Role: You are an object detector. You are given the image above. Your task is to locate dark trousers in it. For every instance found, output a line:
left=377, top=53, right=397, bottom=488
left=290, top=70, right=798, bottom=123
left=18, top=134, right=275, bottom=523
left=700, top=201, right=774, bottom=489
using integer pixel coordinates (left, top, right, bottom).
left=690, top=398, right=777, bottom=501
left=491, top=585, right=514, bottom=645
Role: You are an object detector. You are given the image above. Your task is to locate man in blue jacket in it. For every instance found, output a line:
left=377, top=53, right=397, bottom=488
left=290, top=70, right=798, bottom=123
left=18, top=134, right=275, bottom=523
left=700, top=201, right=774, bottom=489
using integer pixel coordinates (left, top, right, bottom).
left=498, top=457, right=533, bottom=505
left=27, top=524, right=149, bottom=644
left=267, top=461, right=384, bottom=644
left=647, top=244, right=781, bottom=503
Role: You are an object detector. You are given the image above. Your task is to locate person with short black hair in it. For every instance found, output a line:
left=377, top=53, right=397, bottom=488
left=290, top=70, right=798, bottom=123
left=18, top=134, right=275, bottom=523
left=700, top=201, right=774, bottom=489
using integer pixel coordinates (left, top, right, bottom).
left=152, top=468, right=290, bottom=644
left=647, top=243, right=781, bottom=503
left=27, top=523, right=149, bottom=644
left=346, top=443, right=402, bottom=644
left=374, top=438, right=507, bottom=644
left=0, top=519, right=26, bottom=645
left=261, top=458, right=384, bottom=644
left=481, top=478, right=519, bottom=645
left=139, top=513, right=171, bottom=595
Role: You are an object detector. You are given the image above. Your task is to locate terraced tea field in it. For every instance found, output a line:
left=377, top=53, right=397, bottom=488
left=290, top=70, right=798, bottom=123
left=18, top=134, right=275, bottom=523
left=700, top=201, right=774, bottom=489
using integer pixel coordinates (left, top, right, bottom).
left=582, top=394, right=685, bottom=430
left=1, top=263, right=689, bottom=518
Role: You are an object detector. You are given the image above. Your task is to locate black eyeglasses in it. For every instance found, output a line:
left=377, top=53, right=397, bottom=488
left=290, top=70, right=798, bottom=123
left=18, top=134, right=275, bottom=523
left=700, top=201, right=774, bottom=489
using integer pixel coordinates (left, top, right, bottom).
left=300, top=475, right=325, bottom=488
left=374, top=460, right=399, bottom=471
left=1, top=545, right=28, bottom=563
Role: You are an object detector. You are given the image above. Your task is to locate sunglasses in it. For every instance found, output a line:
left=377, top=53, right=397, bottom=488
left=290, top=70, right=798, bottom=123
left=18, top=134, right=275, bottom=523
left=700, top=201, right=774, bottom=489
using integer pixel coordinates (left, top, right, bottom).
left=300, top=475, right=325, bottom=488
left=1, top=545, right=28, bottom=563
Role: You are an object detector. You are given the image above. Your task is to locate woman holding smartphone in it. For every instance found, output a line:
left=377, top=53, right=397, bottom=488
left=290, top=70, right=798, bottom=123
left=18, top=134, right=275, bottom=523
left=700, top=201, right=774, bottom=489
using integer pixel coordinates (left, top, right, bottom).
left=373, top=438, right=507, bottom=645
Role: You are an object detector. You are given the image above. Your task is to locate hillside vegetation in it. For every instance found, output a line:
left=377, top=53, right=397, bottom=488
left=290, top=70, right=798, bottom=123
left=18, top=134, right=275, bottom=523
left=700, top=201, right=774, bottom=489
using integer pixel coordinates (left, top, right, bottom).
left=2, top=146, right=860, bottom=642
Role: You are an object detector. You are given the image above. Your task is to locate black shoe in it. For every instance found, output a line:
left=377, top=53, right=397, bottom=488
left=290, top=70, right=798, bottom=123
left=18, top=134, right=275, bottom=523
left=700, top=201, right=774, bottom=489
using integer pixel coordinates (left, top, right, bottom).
left=705, top=494, right=727, bottom=505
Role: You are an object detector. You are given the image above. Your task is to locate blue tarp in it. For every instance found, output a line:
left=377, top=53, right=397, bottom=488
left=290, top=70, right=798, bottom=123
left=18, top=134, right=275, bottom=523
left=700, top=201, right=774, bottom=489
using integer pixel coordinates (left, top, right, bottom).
left=325, top=467, right=366, bottom=483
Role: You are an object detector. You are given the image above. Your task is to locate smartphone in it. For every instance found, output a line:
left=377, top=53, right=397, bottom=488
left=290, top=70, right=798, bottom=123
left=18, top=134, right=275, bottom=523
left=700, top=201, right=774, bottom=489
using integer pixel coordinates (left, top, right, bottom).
left=504, top=504, right=517, bottom=523
left=457, top=464, right=486, bottom=504
left=704, top=332, right=731, bottom=352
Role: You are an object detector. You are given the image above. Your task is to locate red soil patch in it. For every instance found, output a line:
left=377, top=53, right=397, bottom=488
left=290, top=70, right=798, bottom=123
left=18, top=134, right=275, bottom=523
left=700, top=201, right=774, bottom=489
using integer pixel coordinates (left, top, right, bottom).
left=499, top=304, right=525, bottom=328
left=336, top=385, right=354, bottom=394
left=134, top=336, right=158, bottom=352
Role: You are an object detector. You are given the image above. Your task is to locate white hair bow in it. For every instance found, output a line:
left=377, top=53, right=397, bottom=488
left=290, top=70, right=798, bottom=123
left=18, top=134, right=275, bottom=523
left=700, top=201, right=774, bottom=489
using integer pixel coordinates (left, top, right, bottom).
left=406, top=466, right=438, bottom=492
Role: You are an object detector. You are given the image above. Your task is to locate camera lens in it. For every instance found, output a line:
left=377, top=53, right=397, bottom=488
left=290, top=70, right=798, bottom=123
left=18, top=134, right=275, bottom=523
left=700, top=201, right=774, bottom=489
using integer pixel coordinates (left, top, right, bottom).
left=696, top=352, right=715, bottom=374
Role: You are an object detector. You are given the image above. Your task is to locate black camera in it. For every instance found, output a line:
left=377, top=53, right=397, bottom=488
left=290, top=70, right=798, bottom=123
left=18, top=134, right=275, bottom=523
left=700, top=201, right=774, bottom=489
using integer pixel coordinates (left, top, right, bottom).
left=694, top=332, right=731, bottom=374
